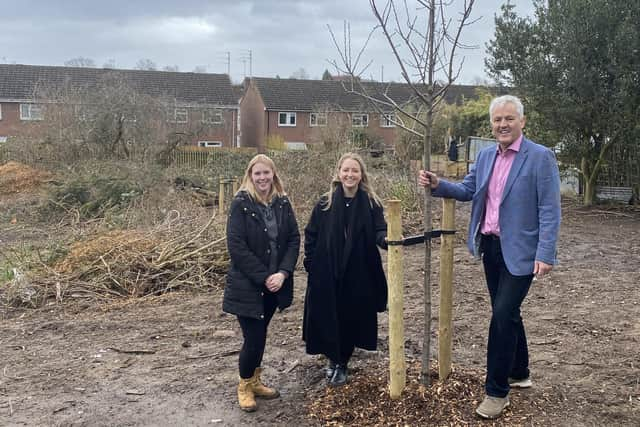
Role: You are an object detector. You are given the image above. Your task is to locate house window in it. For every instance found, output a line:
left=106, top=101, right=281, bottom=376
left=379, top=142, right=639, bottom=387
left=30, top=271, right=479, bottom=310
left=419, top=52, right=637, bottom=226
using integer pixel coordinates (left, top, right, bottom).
left=352, top=113, right=368, bottom=127
left=202, top=109, right=224, bottom=125
left=168, top=107, right=188, bottom=123
left=198, top=141, right=222, bottom=148
left=75, top=105, right=98, bottom=122
left=380, top=113, right=395, bottom=128
left=123, top=112, right=137, bottom=123
left=285, top=142, right=307, bottom=151
left=310, top=112, right=327, bottom=127
left=278, top=112, right=296, bottom=127
left=20, top=103, right=44, bottom=121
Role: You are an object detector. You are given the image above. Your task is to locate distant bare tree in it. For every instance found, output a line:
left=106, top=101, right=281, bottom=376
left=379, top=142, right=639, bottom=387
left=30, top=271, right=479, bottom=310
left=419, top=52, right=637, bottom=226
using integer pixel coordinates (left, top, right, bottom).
left=135, top=58, right=158, bottom=71
left=309, top=106, right=353, bottom=153
left=103, top=59, right=116, bottom=69
left=329, top=0, right=477, bottom=385
left=193, top=65, right=207, bottom=73
left=65, top=57, right=96, bottom=68
left=163, top=65, right=180, bottom=72
left=31, top=75, right=212, bottom=164
left=290, top=68, right=310, bottom=79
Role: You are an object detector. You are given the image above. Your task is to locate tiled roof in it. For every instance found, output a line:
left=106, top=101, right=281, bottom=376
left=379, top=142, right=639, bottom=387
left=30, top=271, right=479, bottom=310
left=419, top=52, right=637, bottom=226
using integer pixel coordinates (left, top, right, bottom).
left=231, top=84, right=245, bottom=102
left=0, top=64, right=237, bottom=107
left=251, top=77, right=483, bottom=112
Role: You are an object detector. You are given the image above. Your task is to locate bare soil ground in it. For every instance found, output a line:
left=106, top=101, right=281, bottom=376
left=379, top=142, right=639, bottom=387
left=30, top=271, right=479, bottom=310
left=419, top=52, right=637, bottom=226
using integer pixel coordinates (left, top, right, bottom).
left=1, top=198, right=639, bottom=426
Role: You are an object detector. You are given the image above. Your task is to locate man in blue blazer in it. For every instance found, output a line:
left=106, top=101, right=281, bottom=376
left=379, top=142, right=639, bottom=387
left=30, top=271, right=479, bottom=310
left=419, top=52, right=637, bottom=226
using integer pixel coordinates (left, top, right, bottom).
left=420, top=95, right=561, bottom=419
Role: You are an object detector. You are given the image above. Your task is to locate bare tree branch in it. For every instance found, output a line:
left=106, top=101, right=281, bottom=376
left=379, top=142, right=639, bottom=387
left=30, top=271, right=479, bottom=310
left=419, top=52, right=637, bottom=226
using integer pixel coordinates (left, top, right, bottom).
left=328, top=0, right=476, bottom=387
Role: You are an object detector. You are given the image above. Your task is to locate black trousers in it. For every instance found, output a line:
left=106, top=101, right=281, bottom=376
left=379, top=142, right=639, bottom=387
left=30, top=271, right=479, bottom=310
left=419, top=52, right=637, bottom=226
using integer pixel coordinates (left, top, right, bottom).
left=481, top=234, right=534, bottom=397
left=236, top=292, right=278, bottom=379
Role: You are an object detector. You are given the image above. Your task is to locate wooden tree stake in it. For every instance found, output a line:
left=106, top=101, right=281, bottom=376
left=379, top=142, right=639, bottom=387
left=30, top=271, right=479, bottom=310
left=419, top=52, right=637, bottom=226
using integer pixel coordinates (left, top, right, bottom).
left=438, top=198, right=456, bottom=380
left=218, top=175, right=225, bottom=215
left=387, top=199, right=406, bottom=399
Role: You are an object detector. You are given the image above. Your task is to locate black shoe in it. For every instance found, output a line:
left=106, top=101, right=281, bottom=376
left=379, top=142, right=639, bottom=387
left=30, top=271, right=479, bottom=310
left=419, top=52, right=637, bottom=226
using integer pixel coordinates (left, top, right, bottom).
left=325, top=360, right=337, bottom=380
left=329, top=364, right=348, bottom=387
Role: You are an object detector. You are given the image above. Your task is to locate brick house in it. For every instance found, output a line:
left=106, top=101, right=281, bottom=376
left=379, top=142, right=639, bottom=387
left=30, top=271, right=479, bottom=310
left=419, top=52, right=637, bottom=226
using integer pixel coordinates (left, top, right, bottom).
left=239, top=77, right=480, bottom=151
left=0, top=64, right=239, bottom=148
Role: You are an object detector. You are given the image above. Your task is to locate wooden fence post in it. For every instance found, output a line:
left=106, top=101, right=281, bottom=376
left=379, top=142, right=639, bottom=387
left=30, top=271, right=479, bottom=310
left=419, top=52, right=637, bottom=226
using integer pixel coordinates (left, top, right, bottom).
left=218, top=175, right=226, bottom=215
left=232, top=177, right=239, bottom=196
left=438, top=198, right=456, bottom=380
left=387, top=199, right=406, bottom=399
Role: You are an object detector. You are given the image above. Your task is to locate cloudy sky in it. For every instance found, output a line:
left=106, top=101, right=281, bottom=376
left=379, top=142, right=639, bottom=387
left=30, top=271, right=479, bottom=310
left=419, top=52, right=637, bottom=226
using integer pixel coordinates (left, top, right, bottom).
left=1, top=0, right=535, bottom=84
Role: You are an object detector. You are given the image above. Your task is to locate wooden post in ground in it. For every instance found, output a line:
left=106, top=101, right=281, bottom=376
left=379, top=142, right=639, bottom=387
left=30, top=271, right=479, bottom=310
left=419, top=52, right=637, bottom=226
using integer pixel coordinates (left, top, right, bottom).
left=232, top=176, right=239, bottom=196
left=438, top=198, right=456, bottom=380
left=218, top=176, right=226, bottom=215
left=387, top=199, right=406, bottom=399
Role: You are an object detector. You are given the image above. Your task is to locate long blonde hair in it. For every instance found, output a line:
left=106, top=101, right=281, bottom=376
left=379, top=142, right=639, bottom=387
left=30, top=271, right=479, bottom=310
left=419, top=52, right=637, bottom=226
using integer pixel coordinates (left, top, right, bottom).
left=322, top=152, right=382, bottom=210
left=238, top=154, right=286, bottom=204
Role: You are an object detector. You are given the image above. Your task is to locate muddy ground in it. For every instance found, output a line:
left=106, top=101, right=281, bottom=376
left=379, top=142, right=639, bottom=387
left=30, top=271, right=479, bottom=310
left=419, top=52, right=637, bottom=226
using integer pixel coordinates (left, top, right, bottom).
left=1, top=198, right=639, bottom=426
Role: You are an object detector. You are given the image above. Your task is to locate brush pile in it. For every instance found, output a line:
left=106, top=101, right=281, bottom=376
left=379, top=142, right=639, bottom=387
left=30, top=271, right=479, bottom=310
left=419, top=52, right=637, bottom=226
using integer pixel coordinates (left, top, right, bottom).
left=2, top=213, right=229, bottom=307
left=0, top=161, right=53, bottom=195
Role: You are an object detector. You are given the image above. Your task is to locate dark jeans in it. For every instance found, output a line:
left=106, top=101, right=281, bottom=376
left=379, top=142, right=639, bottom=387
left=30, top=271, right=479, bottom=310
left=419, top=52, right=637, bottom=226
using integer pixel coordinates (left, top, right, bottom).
left=236, top=292, right=278, bottom=379
left=481, top=235, right=533, bottom=397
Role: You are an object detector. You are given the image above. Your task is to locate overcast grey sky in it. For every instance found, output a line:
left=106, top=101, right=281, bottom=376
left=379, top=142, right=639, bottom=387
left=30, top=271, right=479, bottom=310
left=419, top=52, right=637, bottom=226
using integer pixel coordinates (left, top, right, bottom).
left=0, top=0, right=535, bottom=84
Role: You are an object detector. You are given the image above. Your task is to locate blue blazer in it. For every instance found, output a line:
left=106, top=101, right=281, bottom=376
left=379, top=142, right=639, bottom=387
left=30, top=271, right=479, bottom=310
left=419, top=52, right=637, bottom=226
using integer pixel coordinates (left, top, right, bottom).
left=433, top=137, right=561, bottom=276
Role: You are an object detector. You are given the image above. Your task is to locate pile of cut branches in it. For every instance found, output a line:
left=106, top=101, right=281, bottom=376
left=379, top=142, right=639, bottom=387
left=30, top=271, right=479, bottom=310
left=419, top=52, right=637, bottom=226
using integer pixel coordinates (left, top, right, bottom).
left=0, top=161, right=53, bottom=195
left=2, top=213, right=229, bottom=308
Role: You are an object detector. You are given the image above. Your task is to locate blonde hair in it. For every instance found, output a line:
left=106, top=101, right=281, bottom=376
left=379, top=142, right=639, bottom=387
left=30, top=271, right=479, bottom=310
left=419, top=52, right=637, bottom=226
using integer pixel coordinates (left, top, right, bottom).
left=322, top=152, right=382, bottom=210
left=238, top=154, right=286, bottom=204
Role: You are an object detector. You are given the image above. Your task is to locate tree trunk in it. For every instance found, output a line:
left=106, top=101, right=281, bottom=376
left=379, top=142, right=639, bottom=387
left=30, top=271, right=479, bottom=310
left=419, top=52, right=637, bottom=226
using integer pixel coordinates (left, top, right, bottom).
left=583, top=178, right=595, bottom=205
left=420, top=0, right=436, bottom=386
left=581, top=139, right=616, bottom=206
left=422, top=127, right=432, bottom=385
left=581, top=157, right=595, bottom=206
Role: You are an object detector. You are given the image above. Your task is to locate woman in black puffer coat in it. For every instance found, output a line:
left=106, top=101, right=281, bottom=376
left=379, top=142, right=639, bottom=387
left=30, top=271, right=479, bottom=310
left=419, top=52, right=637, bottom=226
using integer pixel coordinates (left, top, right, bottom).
left=222, top=154, right=300, bottom=412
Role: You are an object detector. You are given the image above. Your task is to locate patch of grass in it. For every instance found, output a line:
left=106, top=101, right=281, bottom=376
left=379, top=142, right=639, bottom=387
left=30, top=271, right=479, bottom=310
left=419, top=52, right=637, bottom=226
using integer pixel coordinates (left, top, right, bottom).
left=1, top=265, right=15, bottom=283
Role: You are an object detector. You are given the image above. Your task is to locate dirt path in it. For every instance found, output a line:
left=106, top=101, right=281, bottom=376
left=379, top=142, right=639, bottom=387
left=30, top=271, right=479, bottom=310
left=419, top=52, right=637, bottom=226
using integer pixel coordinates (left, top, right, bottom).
left=1, top=201, right=639, bottom=426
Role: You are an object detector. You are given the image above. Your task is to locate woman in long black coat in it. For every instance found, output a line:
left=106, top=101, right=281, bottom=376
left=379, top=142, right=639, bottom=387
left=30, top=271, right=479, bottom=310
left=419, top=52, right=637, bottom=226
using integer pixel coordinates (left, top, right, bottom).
left=303, top=152, right=388, bottom=387
left=223, top=154, right=300, bottom=412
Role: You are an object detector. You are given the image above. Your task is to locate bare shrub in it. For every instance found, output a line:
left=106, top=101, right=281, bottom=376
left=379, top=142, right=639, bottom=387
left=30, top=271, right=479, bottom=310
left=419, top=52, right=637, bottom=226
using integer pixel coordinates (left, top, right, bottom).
left=13, top=73, right=219, bottom=169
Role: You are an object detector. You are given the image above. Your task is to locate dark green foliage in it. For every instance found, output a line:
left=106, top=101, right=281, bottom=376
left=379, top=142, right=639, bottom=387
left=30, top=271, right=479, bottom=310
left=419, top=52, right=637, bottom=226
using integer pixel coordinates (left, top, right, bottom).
left=47, top=176, right=142, bottom=218
left=486, top=0, right=640, bottom=203
left=350, top=128, right=385, bottom=152
left=205, top=150, right=256, bottom=179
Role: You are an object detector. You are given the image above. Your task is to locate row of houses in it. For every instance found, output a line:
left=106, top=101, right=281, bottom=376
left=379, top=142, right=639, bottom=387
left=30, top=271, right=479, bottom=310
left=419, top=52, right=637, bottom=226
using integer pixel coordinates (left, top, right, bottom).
left=0, top=63, right=482, bottom=151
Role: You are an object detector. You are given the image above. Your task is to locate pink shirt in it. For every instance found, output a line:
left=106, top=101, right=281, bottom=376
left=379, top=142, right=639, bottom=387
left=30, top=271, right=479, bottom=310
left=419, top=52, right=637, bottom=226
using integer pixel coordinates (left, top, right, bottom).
left=481, top=135, right=523, bottom=236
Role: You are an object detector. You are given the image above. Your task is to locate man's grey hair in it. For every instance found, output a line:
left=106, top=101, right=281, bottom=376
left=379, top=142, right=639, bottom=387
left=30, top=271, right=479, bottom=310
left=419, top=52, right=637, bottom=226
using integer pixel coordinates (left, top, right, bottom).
left=489, top=95, right=524, bottom=120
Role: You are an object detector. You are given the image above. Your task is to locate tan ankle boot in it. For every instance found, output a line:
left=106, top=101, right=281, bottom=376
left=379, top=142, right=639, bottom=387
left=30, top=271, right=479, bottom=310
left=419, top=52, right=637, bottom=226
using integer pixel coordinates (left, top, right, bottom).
left=250, top=367, right=280, bottom=399
left=237, top=377, right=257, bottom=412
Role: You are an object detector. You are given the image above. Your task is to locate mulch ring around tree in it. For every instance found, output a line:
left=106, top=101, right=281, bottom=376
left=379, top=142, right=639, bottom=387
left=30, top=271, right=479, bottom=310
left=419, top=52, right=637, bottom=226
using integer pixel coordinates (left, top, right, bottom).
left=306, top=359, right=566, bottom=426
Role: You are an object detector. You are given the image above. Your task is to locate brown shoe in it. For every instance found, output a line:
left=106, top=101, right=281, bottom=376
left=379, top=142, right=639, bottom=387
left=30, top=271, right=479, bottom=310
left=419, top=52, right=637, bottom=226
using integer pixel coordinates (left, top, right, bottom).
left=476, top=395, right=509, bottom=419
left=237, top=377, right=257, bottom=412
left=250, top=367, right=280, bottom=399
